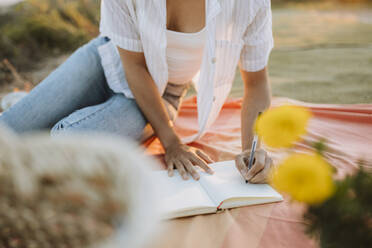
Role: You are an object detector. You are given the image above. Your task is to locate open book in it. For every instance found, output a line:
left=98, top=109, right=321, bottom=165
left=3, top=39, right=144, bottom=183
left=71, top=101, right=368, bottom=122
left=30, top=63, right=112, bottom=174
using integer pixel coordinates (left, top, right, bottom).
left=154, top=160, right=283, bottom=219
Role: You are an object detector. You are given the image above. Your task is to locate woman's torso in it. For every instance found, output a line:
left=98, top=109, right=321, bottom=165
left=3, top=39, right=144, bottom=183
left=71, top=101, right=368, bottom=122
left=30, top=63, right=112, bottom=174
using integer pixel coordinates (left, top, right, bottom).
left=165, top=0, right=207, bottom=86
left=162, top=0, right=208, bottom=111
left=99, top=0, right=274, bottom=141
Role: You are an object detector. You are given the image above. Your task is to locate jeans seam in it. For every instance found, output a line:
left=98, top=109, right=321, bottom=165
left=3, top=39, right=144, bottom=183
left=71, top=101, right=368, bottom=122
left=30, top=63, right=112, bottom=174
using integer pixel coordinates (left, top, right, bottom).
left=60, top=97, right=116, bottom=130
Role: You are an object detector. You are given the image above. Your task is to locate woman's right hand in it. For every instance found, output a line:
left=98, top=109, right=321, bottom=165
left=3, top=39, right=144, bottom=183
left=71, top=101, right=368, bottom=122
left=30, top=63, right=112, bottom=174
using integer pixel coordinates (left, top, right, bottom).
left=165, top=142, right=214, bottom=181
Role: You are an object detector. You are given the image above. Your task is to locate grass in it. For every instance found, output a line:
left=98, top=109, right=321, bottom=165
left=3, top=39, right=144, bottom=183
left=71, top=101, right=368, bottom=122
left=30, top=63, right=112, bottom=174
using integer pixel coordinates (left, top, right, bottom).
left=231, top=4, right=372, bottom=104
left=0, top=0, right=99, bottom=71
left=1, top=1, right=372, bottom=104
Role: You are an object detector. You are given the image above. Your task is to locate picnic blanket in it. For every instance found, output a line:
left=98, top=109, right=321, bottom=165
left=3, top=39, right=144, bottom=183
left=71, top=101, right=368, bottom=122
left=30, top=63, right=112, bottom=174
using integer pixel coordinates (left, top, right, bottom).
left=143, top=96, right=372, bottom=248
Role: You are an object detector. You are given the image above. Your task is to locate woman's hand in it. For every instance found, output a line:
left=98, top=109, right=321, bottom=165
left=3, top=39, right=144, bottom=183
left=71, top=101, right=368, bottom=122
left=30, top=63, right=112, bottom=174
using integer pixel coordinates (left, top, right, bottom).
left=235, top=148, right=274, bottom=184
left=165, top=142, right=214, bottom=181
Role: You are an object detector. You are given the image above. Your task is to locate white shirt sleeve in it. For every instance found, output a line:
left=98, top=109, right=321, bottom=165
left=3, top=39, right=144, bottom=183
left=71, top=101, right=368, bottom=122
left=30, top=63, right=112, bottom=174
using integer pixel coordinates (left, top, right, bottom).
left=99, top=0, right=143, bottom=52
left=239, top=4, right=274, bottom=72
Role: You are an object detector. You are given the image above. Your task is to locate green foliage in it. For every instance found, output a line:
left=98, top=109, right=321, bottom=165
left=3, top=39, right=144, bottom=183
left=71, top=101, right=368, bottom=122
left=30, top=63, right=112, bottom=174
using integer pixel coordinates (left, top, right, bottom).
left=304, top=168, right=372, bottom=248
left=312, top=139, right=328, bottom=156
left=0, top=0, right=100, bottom=70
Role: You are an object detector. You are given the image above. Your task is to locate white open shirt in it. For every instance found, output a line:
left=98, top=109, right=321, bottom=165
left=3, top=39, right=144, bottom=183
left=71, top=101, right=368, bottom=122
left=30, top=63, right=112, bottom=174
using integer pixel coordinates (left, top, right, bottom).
left=99, top=0, right=274, bottom=143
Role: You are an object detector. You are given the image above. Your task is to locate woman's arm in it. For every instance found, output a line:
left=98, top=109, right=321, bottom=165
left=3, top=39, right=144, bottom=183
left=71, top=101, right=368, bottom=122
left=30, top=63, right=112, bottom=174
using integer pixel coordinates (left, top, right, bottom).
left=240, top=67, right=271, bottom=151
left=118, top=48, right=214, bottom=180
left=118, top=49, right=179, bottom=149
left=234, top=67, right=274, bottom=183
left=100, top=0, right=213, bottom=180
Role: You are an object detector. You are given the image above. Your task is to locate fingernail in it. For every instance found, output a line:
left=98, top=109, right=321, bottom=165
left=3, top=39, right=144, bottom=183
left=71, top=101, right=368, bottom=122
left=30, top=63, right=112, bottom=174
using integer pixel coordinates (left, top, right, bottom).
left=194, top=175, right=200, bottom=180
left=168, top=171, right=173, bottom=177
left=207, top=169, right=214, bottom=174
left=182, top=175, right=189, bottom=180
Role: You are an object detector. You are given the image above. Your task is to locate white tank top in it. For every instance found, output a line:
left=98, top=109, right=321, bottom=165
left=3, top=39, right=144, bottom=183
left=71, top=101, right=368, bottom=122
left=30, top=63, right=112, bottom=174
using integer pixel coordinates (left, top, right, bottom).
left=166, top=26, right=207, bottom=84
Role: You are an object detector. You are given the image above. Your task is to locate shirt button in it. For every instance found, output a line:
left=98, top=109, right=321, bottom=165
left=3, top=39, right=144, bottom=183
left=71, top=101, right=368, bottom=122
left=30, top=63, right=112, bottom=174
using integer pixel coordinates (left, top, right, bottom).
left=211, top=57, right=217, bottom=64
left=213, top=96, right=216, bottom=102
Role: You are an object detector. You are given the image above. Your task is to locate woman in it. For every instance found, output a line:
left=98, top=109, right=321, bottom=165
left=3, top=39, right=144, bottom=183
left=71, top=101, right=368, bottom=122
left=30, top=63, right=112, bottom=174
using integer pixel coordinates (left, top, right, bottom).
left=0, top=0, right=274, bottom=183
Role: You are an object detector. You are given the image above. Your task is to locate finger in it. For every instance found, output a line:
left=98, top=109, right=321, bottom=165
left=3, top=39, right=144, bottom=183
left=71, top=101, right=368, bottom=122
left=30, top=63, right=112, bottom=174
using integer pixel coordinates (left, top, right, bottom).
left=182, top=159, right=200, bottom=181
left=256, top=149, right=267, bottom=166
left=174, top=160, right=189, bottom=180
left=166, top=159, right=174, bottom=177
left=196, top=149, right=214, bottom=163
left=191, top=155, right=214, bottom=174
left=250, top=156, right=272, bottom=184
left=234, top=154, right=249, bottom=180
left=246, top=150, right=266, bottom=181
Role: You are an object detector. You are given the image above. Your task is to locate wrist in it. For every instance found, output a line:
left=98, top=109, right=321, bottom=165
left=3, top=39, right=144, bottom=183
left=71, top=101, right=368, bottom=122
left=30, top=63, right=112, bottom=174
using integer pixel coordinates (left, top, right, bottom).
left=160, top=130, right=182, bottom=151
left=242, top=136, right=261, bottom=152
left=242, top=138, right=253, bottom=152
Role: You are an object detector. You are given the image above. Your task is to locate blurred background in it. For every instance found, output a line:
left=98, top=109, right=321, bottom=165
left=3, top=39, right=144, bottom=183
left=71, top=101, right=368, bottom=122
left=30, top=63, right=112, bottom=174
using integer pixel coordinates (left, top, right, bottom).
left=0, top=0, right=371, bottom=104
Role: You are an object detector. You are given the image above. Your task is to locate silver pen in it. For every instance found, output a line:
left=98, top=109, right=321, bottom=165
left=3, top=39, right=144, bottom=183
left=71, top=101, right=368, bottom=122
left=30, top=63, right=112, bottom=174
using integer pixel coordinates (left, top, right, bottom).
left=246, top=112, right=262, bottom=183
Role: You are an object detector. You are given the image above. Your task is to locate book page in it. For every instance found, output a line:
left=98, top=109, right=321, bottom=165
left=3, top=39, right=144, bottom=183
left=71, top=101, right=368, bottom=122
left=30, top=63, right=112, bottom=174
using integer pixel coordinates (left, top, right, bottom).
left=152, top=170, right=216, bottom=218
left=199, top=160, right=283, bottom=209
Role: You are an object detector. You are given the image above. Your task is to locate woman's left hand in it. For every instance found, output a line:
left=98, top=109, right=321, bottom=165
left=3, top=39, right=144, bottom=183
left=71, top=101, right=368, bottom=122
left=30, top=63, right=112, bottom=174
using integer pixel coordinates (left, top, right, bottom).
left=234, top=148, right=274, bottom=184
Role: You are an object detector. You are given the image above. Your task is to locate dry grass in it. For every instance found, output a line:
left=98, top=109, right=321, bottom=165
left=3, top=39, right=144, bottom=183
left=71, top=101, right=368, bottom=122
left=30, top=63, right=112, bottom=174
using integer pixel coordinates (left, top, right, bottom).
left=0, top=0, right=99, bottom=71
left=231, top=4, right=372, bottom=104
left=2, top=2, right=372, bottom=104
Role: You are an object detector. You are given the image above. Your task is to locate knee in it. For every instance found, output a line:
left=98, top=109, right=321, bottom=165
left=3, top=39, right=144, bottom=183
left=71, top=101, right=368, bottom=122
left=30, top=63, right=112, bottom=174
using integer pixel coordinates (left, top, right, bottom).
left=88, top=35, right=109, bottom=48
left=71, top=36, right=108, bottom=71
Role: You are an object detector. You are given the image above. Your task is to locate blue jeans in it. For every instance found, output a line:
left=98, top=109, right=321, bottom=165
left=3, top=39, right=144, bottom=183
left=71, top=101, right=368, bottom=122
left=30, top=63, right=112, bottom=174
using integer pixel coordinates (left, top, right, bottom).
left=0, top=36, right=170, bottom=141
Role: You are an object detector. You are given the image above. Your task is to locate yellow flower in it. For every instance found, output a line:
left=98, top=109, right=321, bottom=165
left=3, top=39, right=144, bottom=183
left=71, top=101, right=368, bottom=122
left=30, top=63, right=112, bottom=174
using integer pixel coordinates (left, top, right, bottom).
left=270, top=153, right=334, bottom=205
left=255, top=105, right=312, bottom=148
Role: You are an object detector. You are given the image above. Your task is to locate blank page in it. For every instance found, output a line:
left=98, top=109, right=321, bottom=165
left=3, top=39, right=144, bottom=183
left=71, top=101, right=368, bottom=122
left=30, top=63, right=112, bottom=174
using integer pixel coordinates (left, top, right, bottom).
left=199, top=161, right=283, bottom=207
left=153, top=170, right=216, bottom=218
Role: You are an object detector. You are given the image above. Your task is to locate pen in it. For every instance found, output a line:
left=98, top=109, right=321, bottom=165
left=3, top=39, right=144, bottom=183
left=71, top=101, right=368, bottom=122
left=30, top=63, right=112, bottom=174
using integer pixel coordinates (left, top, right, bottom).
left=246, top=111, right=262, bottom=183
